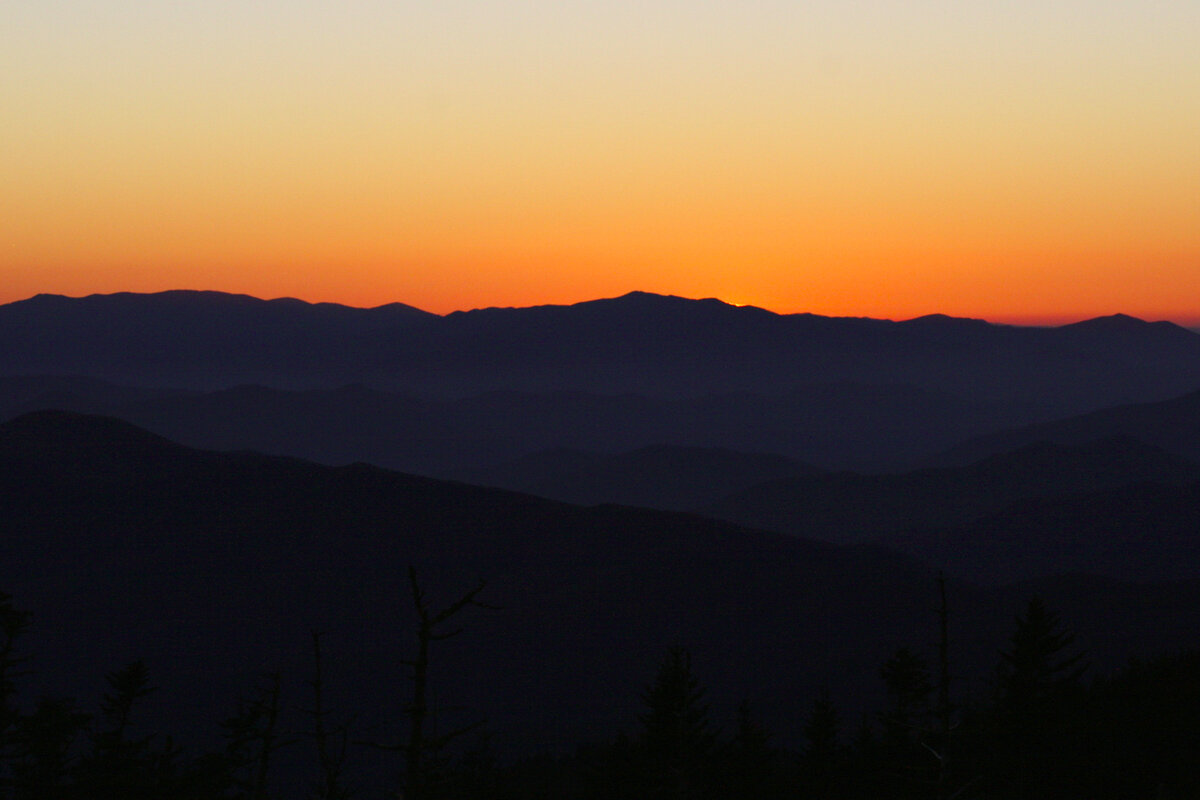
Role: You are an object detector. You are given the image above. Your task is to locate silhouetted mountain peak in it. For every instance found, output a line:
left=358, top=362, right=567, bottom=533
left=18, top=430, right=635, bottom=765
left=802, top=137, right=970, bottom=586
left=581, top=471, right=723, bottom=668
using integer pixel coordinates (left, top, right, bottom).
left=611, top=290, right=685, bottom=304
left=568, top=291, right=747, bottom=316
left=1076, top=312, right=1143, bottom=325
left=1059, top=313, right=1197, bottom=338
left=567, top=293, right=793, bottom=330
left=901, top=313, right=992, bottom=327
left=442, top=291, right=779, bottom=342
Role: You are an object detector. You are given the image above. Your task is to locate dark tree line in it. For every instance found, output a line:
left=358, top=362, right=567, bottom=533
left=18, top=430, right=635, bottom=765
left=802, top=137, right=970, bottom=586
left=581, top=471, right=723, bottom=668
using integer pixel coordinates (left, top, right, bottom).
left=1, top=585, right=1199, bottom=799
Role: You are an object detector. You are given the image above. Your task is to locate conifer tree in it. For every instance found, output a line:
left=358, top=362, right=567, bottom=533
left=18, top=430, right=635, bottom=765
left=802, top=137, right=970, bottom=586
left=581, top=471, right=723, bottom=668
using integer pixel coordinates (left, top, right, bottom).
left=992, top=596, right=1088, bottom=798
left=730, top=698, right=769, bottom=766
left=997, top=597, right=1087, bottom=712
left=10, top=697, right=88, bottom=800
left=880, top=646, right=933, bottom=745
left=77, top=659, right=161, bottom=798
left=638, top=647, right=712, bottom=800
left=722, top=699, right=776, bottom=799
left=801, top=687, right=841, bottom=797
left=878, top=646, right=935, bottom=796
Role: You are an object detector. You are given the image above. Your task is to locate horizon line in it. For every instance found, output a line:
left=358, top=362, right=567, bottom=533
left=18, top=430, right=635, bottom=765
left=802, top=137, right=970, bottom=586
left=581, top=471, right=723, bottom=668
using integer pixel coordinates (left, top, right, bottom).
left=9, top=288, right=1200, bottom=330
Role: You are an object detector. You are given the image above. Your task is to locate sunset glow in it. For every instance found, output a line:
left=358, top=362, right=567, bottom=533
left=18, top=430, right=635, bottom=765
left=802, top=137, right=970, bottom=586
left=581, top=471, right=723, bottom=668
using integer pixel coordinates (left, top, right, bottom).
left=3, top=1, right=1198, bottom=324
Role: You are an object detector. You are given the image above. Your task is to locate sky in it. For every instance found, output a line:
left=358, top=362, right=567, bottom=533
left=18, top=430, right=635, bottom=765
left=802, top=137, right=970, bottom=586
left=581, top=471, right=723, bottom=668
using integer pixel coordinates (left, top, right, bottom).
left=2, top=1, right=1198, bottom=324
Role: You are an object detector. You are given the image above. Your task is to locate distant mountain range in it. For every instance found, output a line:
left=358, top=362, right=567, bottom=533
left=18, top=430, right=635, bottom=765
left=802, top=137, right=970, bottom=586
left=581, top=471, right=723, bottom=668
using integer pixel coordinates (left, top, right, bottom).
left=932, top=388, right=1200, bottom=466
left=6, top=410, right=1200, bottom=764
left=8, top=376, right=1198, bottom=583
left=0, top=375, right=1035, bottom=472
left=4, top=290, right=1199, bottom=410
left=703, top=437, right=1200, bottom=543
left=699, top=437, right=1200, bottom=582
left=4, top=290, right=1200, bottom=471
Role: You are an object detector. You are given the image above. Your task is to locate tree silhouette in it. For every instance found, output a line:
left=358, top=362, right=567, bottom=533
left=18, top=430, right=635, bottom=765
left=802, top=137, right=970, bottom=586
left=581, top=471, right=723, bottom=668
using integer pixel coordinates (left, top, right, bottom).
left=729, top=698, right=769, bottom=766
left=720, top=699, right=778, bottom=799
left=76, top=659, right=172, bottom=798
left=221, top=670, right=289, bottom=800
left=992, top=596, right=1088, bottom=798
left=10, top=697, right=88, bottom=800
left=880, top=646, right=933, bottom=743
left=997, top=597, right=1087, bottom=711
left=638, top=646, right=713, bottom=800
left=801, top=687, right=841, bottom=798
left=878, top=646, right=935, bottom=796
left=302, top=632, right=352, bottom=800
left=0, top=593, right=31, bottom=799
left=399, top=567, right=495, bottom=800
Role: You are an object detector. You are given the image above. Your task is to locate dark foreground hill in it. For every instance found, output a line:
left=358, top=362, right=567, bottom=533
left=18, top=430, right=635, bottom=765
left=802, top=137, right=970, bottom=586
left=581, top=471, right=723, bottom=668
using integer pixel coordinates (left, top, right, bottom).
left=2, top=413, right=925, bottom=748
left=4, top=412, right=1200, bottom=793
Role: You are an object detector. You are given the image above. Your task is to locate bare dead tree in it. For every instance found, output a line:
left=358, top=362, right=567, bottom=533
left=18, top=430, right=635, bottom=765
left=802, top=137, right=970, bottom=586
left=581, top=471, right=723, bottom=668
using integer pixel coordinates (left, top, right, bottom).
left=222, top=670, right=290, bottom=800
left=919, top=572, right=982, bottom=800
left=252, top=672, right=285, bottom=800
left=0, top=593, right=31, bottom=800
left=303, top=631, right=352, bottom=800
left=935, top=571, right=952, bottom=798
left=400, top=567, right=497, bottom=800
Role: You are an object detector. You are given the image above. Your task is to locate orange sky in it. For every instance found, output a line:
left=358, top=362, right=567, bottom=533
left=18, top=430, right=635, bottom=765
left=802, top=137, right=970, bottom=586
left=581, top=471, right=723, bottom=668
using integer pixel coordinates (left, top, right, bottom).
left=3, top=2, right=1198, bottom=325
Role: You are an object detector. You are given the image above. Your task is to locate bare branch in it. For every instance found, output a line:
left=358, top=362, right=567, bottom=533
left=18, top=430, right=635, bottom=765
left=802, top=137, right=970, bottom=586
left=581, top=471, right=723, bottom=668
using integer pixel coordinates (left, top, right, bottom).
left=429, top=627, right=464, bottom=642
left=354, top=738, right=403, bottom=752
left=431, top=579, right=490, bottom=625
left=426, top=719, right=486, bottom=752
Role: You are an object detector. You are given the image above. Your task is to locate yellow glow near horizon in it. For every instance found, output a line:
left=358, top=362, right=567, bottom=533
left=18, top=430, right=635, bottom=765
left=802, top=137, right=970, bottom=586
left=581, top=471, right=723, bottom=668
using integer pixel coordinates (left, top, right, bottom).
left=2, top=1, right=1198, bottom=325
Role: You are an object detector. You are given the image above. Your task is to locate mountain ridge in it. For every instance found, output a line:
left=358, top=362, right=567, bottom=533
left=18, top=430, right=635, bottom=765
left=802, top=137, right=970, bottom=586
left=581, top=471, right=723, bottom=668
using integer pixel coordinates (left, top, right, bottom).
left=13, top=288, right=1198, bottom=330
left=0, top=376, right=1036, bottom=473
left=5, top=289, right=1200, bottom=474
left=5, top=290, right=1198, bottom=408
